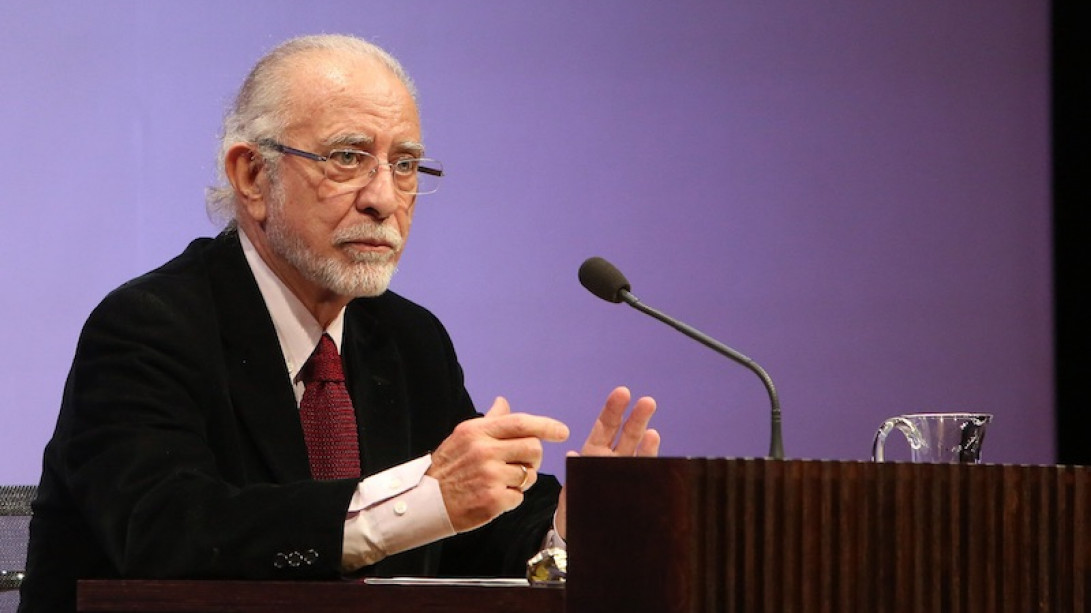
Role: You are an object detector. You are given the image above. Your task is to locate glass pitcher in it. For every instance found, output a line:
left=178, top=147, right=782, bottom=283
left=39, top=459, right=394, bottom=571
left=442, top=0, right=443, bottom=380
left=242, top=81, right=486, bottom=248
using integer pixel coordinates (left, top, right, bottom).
left=871, top=412, right=992, bottom=463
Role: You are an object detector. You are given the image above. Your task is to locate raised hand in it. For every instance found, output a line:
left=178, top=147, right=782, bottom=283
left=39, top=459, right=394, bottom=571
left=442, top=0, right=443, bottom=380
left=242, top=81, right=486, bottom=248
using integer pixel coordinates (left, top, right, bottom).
left=554, top=386, right=660, bottom=539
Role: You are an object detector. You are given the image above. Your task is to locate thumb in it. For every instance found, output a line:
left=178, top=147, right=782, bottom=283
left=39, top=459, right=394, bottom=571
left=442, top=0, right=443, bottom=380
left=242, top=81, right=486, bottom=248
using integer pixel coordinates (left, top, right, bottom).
left=484, top=396, right=511, bottom=418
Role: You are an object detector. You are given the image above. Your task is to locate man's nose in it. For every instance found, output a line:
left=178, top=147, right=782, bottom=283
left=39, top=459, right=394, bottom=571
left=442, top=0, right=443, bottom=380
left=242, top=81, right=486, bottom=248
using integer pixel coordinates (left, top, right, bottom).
left=353, top=165, right=403, bottom=218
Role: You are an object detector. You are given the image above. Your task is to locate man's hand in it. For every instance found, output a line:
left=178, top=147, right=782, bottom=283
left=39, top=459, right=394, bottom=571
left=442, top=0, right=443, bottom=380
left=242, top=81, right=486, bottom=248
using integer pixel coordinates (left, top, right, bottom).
left=428, top=397, right=570, bottom=532
left=554, top=386, right=660, bottom=539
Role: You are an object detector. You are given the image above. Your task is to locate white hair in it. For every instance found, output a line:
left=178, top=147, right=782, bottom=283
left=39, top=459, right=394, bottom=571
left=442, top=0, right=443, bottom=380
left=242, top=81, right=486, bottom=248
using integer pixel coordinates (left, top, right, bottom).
left=205, top=34, right=418, bottom=227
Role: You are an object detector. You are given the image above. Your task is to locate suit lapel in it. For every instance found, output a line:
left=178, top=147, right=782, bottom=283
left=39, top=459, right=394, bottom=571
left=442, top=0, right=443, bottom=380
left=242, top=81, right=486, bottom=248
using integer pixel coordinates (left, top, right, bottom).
left=207, top=232, right=313, bottom=483
left=342, top=304, right=411, bottom=476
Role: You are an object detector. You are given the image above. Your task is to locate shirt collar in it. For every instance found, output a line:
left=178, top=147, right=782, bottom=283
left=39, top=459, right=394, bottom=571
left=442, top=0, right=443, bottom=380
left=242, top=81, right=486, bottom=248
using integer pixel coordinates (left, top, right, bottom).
left=239, top=229, right=346, bottom=384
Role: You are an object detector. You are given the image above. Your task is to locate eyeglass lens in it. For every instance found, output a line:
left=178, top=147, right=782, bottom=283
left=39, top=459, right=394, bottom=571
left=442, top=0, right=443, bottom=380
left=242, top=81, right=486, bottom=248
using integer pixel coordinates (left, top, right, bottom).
left=326, top=150, right=442, bottom=195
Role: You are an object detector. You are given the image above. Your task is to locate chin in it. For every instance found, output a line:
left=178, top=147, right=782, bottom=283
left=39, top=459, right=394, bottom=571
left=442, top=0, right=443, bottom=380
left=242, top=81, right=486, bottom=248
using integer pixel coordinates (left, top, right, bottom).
left=335, top=262, right=398, bottom=298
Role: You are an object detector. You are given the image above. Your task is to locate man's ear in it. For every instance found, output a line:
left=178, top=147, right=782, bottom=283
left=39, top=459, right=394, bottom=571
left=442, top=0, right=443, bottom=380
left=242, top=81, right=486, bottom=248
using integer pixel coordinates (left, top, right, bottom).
left=225, top=143, right=269, bottom=223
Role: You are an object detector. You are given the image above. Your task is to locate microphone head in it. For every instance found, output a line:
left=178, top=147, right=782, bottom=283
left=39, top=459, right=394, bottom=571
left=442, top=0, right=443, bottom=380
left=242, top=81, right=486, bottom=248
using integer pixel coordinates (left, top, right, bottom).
left=578, top=257, right=631, bottom=303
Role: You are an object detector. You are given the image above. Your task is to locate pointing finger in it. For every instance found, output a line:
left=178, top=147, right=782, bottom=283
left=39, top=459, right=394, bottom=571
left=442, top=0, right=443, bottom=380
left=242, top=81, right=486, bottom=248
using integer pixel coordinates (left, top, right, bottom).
left=480, top=413, right=570, bottom=443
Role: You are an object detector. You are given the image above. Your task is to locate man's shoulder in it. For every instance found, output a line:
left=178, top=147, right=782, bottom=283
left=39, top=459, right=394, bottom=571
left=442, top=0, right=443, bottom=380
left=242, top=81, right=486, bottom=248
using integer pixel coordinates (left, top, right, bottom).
left=118, top=232, right=240, bottom=291
left=88, top=232, right=246, bottom=326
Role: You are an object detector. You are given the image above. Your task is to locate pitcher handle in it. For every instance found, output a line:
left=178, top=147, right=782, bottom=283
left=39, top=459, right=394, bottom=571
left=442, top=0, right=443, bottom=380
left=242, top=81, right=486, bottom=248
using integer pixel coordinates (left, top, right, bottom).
left=871, top=416, right=921, bottom=462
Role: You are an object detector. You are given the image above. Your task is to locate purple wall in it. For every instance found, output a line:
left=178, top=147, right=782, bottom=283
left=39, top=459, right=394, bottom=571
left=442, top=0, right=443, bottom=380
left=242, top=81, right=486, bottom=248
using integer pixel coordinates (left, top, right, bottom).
left=0, top=2, right=1051, bottom=483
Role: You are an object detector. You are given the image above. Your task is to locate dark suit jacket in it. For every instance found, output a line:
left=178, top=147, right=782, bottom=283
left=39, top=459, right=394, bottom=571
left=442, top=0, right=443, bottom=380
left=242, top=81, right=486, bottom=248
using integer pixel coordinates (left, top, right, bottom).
left=19, top=232, right=560, bottom=612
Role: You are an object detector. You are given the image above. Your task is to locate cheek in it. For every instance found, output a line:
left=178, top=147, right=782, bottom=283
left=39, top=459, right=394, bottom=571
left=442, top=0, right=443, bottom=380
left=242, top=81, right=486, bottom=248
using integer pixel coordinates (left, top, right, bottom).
left=396, top=204, right=414, bottom=239
left=276, top=201, right=338, bottom=249
left=315, top=182, right=351, bottom=201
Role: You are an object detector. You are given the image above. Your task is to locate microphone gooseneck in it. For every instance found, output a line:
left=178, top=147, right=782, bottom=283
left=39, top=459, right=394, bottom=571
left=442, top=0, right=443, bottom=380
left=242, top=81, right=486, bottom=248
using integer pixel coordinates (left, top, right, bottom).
left=578, top=256, right=785, bottom=460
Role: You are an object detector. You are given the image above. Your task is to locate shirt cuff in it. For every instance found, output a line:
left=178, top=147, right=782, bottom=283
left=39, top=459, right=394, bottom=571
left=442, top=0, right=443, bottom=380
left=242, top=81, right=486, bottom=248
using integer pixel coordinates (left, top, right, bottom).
left=542, top=512, right=567, bottom=550
left=342, top=455, right=456, bottom=571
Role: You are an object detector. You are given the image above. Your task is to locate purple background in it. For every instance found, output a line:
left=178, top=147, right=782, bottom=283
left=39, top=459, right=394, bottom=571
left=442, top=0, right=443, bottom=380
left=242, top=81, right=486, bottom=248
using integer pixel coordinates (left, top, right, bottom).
left=0, top=2, right=1051, bottom=484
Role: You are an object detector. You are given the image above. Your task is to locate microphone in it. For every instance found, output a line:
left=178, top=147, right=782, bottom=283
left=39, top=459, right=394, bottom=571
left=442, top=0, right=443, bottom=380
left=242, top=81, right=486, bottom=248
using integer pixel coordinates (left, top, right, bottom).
left=578, top=256, right=785, bottom=459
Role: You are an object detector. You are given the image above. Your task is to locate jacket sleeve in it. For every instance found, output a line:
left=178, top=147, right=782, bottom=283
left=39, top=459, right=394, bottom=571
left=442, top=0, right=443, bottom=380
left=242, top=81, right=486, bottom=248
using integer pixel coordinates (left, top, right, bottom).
left=42, top=281, right=356, bottom=581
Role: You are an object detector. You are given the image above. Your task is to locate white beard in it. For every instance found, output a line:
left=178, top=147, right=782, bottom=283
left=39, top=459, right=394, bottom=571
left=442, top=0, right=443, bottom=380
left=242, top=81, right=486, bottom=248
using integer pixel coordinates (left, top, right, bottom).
left=264, top=184, right=403, bottom=298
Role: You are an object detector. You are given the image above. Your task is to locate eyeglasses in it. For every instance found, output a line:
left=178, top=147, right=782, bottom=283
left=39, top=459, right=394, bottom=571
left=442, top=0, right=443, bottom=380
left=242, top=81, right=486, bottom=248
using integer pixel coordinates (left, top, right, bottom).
left=259, top=140, right=444, bottom=195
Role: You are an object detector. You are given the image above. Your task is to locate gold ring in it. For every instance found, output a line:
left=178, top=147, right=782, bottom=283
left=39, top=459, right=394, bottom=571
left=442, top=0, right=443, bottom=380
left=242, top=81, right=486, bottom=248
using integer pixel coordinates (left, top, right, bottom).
left=517, top=464, right=531, bottom=491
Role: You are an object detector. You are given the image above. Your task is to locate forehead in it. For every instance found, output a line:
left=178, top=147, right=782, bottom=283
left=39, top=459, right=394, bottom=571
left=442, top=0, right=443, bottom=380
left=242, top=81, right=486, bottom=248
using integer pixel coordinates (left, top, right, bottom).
left=280, top=50, right=421, bottom=145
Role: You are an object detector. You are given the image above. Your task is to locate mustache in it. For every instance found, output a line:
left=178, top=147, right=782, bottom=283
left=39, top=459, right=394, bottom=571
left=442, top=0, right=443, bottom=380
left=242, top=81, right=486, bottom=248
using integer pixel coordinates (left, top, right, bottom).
left=332, top=224, right=404, bottom=251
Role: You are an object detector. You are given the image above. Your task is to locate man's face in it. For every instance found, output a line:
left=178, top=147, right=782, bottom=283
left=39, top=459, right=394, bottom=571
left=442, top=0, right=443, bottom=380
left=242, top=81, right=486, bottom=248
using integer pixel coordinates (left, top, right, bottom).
left=254, top=51, right=422, bottom=301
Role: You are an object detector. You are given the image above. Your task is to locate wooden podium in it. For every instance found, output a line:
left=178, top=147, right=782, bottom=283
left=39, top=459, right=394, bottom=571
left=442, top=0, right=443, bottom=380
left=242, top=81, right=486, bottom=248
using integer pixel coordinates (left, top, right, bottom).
left=79, top=458, right=1090, bottom=612
left=77, top=579, right=561, bottom=612
left=565, top=457, right=1090, bottom=613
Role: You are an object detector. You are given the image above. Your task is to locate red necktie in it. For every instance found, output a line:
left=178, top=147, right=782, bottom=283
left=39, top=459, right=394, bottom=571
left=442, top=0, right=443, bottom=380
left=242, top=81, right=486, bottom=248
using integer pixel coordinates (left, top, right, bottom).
left=299, top=334, right=362, bottom=479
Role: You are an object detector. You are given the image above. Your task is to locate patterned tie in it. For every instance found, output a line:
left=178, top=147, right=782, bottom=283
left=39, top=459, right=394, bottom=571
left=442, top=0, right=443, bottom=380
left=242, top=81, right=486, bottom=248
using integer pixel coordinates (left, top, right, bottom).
left=299, top=333, right=362, bottom=479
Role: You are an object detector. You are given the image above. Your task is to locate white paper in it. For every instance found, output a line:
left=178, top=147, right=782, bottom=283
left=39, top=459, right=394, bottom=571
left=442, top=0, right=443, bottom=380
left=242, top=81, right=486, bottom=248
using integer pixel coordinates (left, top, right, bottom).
left=363, top=577, right=529, bottom=587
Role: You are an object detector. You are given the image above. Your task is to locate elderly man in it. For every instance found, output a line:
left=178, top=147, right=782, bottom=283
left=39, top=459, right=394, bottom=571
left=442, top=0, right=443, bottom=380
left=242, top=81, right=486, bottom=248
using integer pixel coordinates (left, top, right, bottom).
left=19, top=34, right=659, bottom=612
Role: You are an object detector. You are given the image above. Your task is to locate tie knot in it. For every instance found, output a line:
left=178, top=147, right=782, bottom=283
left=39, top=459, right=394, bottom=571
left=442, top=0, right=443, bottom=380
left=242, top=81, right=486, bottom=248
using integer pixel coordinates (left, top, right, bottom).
left=304, top=334, right=345, bottom=384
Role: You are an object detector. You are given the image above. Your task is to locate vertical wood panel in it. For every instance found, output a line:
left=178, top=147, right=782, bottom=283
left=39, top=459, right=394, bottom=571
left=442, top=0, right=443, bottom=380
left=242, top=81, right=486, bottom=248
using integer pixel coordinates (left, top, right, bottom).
left=566, top=458, right=1091, bottom=613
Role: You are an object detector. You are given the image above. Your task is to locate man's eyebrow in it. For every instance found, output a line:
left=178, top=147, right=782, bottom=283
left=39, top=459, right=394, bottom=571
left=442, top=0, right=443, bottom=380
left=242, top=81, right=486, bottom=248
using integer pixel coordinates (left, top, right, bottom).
left=396, top=141, right=426, bottom=157
left=321, top=133, right=375, bottom=149
left=321, top=134, right=425, bottom=157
